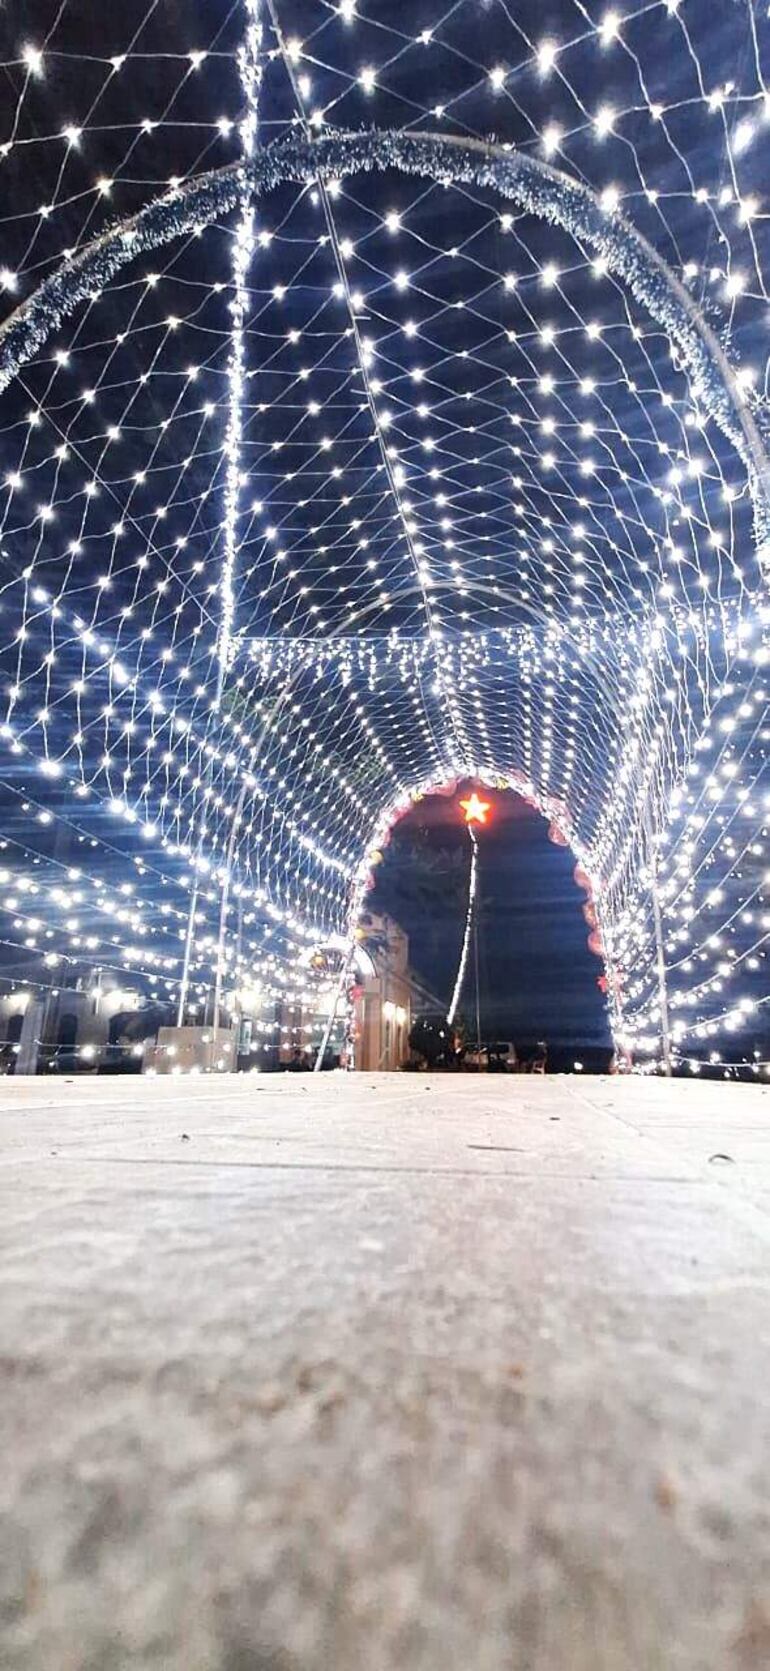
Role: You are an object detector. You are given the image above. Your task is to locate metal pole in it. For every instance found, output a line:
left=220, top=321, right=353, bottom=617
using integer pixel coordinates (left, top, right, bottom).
left=313, top=944, right=354, bottom=1073
left=176, top=869, right=200, bottom=1028
left=650, top=872, right=673, bottom=1077
left=645, top=811, right=672, bottom=1076
left=471, top=826, right=482, bottom=1062
left=212, top=776, right=249, bottom=1035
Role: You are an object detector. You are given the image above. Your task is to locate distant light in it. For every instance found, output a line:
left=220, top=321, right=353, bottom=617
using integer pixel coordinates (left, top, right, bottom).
left=22, top=43, right=44, bottom=76
left=599, top=11, right=620, bottom=45
left=594, top=105, right=616, bottom=137
left=732, top=117, right=756, bottom=155
left=537, top=40, right=557, bottom=75
left=600, top=185, right=621, bottom=213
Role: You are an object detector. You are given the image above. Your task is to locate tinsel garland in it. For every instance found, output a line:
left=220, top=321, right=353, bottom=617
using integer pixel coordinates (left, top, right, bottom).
left=0, top=168, right=240, bottom=396
left=1, top=125, right=768, bottom=558
left=217, top=0, right=263, bottom=680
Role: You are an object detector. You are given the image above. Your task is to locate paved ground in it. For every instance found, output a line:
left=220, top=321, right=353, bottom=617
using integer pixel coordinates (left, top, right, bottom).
left=2, top=1072, right=770, bottom=1670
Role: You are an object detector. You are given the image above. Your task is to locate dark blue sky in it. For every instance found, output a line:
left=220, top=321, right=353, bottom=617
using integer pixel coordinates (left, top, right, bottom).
left=369, top=782, right=612, bottom=1054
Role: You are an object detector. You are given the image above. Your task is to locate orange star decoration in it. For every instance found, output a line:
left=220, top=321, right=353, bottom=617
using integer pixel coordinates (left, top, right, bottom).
left=460, top=791, right=491, bottom=826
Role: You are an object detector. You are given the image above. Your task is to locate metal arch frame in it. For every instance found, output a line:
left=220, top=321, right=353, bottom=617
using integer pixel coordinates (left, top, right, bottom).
left=0, top=125, right=768, bottom=556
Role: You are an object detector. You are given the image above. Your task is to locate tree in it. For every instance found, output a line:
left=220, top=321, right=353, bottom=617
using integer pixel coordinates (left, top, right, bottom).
left=408, top=1012, right=453, bottom=1068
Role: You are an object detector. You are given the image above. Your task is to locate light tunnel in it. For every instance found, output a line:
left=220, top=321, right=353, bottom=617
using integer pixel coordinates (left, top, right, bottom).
left=0, top=116, right=768, bottom=1071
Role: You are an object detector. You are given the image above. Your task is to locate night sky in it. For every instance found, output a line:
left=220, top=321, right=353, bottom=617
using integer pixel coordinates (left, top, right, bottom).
left=369, top=782, right=612, bottom=1061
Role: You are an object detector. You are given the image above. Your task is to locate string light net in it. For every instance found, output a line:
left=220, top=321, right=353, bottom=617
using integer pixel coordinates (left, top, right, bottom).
left=0, top=0, right=768, bottom=1071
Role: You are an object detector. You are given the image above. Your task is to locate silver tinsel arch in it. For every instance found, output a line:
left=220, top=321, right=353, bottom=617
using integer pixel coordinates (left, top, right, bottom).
left=1, top=127, right=768, bottom=557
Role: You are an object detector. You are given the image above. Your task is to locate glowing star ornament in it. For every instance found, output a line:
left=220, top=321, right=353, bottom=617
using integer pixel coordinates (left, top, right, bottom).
left=460, top=792, right=491, bottom=826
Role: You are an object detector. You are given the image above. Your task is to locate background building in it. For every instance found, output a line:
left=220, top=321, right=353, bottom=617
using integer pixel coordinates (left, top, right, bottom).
left=353, top=910, right=444, bottom=1072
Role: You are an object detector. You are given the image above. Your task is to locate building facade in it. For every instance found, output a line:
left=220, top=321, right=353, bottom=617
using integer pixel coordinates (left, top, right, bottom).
left=353, top=911, right=413, bottom=1072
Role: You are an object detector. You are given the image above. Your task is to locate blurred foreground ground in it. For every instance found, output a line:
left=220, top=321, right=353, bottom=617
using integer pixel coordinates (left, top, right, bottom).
left=2, top=1072, right=770, bottom=1670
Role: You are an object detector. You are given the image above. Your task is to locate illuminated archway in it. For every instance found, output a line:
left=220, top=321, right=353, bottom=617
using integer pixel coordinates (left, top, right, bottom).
left=0, top=124, right=767, bottom=1073
left=349, top=773, right=610, bottom=1064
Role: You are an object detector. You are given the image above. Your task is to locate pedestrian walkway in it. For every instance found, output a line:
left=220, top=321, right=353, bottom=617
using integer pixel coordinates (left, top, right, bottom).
left=2, top=1073, right=770, bottom=1669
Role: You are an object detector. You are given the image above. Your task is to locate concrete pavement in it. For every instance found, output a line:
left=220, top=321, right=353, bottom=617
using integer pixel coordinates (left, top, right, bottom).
left=2, top=1072, right=770, bottom=1669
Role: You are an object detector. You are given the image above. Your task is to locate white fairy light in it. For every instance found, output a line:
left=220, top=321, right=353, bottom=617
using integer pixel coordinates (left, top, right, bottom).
left=542, top=124, right=562, bottom=156
left=21, top=44, right=44, bottom=76
left=594, top=105, right=616, bottom=137
left=599, top=12, right=620, bottom=45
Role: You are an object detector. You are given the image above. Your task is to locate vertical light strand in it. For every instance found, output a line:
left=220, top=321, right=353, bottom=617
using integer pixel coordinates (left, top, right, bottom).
left=266, top=0, right=469, bottom=779
left=178, top=0, right=264, bottom=1027
left=217, top=0, right=264, bottom=687
left=447, top=827, right=478, bottom=1026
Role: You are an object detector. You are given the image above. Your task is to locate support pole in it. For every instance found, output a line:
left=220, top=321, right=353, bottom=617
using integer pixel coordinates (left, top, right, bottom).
left=470, top=826, right=482, bottom=1061
left=646, top=812, right=672, bottom=1076
left=650, top=875, right=673, bottom=1077
left=212, top=776, right=250, bottom=1035
left=176, top=868, right=201, bottom=1028
left=313, top=943, right=354, bottom=1073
